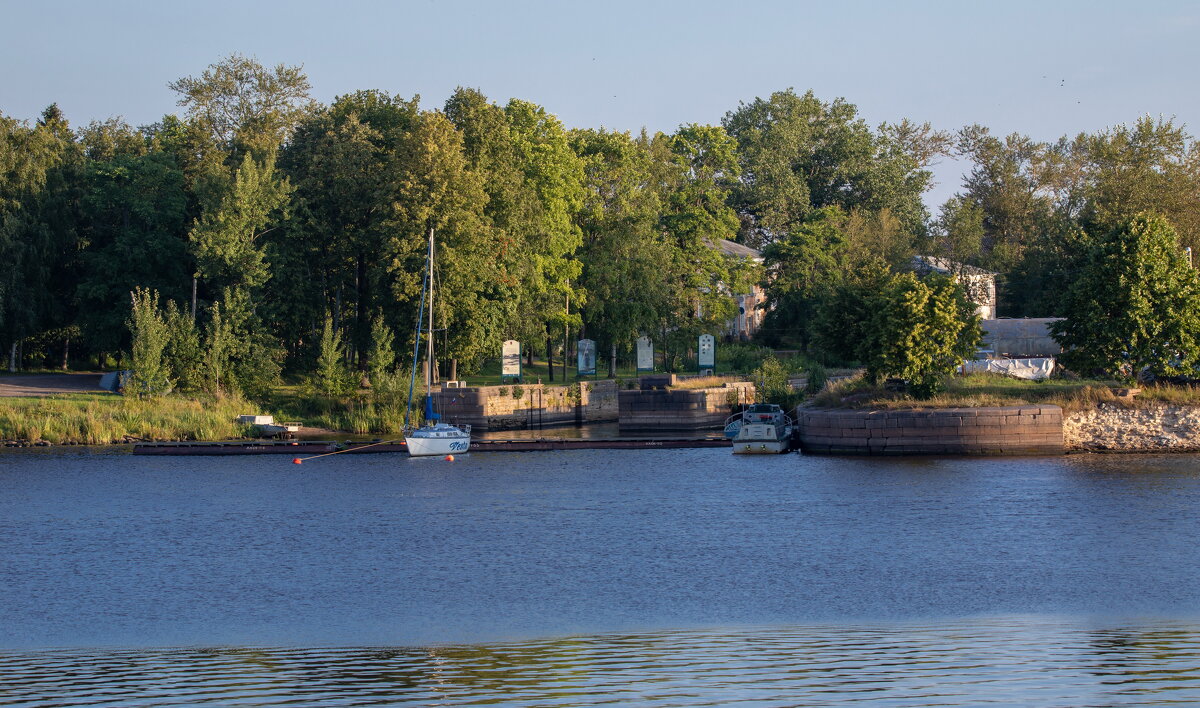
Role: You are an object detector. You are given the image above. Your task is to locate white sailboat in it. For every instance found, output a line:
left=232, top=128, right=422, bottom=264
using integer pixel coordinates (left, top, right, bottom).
left=404, top=228, right=471, bottom=457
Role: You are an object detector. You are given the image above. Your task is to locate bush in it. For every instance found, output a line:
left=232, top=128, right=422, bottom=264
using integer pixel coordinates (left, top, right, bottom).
left=861, top=273, right=980, bottom=399
left=805, top=363, right=828, bottom=394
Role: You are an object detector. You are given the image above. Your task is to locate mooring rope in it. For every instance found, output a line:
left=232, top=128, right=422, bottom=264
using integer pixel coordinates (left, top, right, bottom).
left=293, top=438, right=402, bottom=463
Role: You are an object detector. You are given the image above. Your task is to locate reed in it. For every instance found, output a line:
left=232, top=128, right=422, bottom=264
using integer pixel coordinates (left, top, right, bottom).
left=0, top=393, right=256, bottom=443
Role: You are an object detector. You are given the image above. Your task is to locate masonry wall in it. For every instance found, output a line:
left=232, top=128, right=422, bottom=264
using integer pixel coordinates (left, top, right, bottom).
left=435, top=380, right=618, bottom=431
left=797, top=405, right=1064, bottom=455
left=618, top=382, right=755, bottom=432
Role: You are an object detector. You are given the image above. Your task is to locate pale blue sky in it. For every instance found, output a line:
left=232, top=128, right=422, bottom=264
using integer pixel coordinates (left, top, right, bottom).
left=3, top=0, right=1198, bottom=208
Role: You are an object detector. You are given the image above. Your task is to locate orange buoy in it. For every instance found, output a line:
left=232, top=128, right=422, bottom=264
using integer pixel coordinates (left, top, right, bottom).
left=445, top=455, right=455, bottom=461
left=293, top=458, right=303, bottom=465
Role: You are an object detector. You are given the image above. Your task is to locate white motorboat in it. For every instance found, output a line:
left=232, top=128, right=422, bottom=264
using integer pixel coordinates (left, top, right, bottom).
left=728, top=403, right=794, bottom=454
left=403, top=228, right=471, bottom=457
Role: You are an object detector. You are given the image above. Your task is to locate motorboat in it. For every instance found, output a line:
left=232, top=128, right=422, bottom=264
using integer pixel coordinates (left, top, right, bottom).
left=727, top=403, right=794, bottom=454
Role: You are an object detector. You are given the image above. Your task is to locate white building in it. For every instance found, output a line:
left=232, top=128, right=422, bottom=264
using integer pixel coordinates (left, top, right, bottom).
left=716, top=238, right=766, bottom=340
left=911, top=255, right=997, bottom=320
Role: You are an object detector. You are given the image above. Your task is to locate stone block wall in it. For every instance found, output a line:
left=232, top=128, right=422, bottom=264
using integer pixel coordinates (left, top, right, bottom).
left=1065, top=404, right=1200, bottom=451
left=435, top=380, right=618, bottom=431
left=797, top=405, right=1064, bottom=455
left=618, top=382, right=755, bottom=432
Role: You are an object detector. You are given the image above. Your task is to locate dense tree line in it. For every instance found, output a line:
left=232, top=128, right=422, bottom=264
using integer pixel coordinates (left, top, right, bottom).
left=4, top=54, right=1199, bottom=393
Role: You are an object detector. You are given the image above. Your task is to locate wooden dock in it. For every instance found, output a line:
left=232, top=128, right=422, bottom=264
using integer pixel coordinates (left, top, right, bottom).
left=133, top=437, right=731, bottom=456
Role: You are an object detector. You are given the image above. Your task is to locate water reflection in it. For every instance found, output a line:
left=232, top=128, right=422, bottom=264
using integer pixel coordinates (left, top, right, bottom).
left=5, top=619, right=1200, bottom=707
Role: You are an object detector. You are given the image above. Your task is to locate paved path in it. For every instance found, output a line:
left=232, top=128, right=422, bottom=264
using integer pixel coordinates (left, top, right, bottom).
left=0, top=374, right=107, bottom=397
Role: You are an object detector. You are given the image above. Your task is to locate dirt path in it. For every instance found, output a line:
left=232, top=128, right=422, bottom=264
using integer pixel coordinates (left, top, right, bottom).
left=0, top=374, right=107, bottom=397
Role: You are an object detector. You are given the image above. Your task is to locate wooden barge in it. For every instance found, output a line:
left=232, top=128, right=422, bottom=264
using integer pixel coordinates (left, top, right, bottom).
left=133, top=437, right=732, bottom=456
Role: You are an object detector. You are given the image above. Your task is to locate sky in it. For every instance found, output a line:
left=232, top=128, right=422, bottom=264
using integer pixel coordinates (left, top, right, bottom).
left=3, top=0, right=1199, bottom=209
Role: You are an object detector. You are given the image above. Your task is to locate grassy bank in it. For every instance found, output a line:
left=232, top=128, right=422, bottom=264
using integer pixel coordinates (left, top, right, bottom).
left=0, top=393, right=258, bottom=444
left=810, top=372, right=1200, bottom=414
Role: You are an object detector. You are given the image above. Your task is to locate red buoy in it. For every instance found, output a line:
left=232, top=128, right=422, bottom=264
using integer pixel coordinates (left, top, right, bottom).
left=445, top=455, right=455, bottom=462
left=293, top=458, right=303, bottom=465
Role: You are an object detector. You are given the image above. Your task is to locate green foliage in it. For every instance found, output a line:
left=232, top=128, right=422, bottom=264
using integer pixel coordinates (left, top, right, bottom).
left=163, top=301, right=202, bottom=393
left=190, top=152, right=291, bottom=294
left=718, top=342, right=770, bottom=372
left=810, top=258, right=894, bottom=364
left=750, top=356, right=792, bottom=406
left=76, top=150, right=190, bottom=352
left=313, top=313, right=353, bottom=397
left=168, top=53, right=313, bottom=158
left=1051, top=214, right=1200, bottom=381
left=723, top=89, right=932, bottom=245
left=126, top=288, right=172, bottom=397
left=233, top=333, right=283, bottom=404
left=861, top=273, right=982, bottom=398
left=367, top=314, right=396, bottom=386
left=200, top=302, right=234, bottom=396
left=805, top=363, right=828, bottom=394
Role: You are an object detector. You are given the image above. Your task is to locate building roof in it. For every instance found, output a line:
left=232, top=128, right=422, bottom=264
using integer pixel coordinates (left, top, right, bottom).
left=715, top=238, right=762, bottom=260
left=911, top=255, right=995, bottom=277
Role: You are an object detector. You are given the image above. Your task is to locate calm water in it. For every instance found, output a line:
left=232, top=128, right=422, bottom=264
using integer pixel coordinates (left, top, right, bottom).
left=2, top=448, right=1199, bottom=705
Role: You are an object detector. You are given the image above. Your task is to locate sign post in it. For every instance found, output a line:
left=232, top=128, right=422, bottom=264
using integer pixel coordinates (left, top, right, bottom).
left=577, top=339, right=596, bottom=377
left=502, top=340, right=521, bottom=381
left=636, top=336, right=654, bottom=372
left=698, top=334, right=715, bottom=374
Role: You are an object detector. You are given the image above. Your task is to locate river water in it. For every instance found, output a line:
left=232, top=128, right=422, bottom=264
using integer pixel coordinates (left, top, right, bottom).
left=1, top=448, right=1199, bottom=705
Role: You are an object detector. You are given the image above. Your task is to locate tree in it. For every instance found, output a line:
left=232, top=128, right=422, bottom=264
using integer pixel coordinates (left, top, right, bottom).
left=654, top=124, right=744, bottom=360
left=163, top=300, right=202, bottom=393
left=954, top=126, right=1054, bottom=273
left=367, top=313, right=396, bottom=385
left=190, top=151, right=290, bottom=295
left=0, top=105, right=84, bottom=371
left=277, top=90, right=421, bottom=369
left=723, top=89, right=932, bottom=246
left=169, top=53, right=313, bottom=159
left=571, top=128, right=671, bottom=374
left=757, top=206, right=853, bottom=348
left=313, top=312, right=353, bottom=397
left=861, top=273, right=980, bottom=398
left=1050, top=214, right=1200, bottom=381
left=126, top=288, right=171, bottom=397
left=76, top=150, right=190, bottom=354
left=809, top=258, right=894, bottom=364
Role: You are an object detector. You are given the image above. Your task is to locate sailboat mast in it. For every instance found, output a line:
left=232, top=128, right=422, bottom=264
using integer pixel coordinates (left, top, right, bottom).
left=427, top=227, right=435, bottom=390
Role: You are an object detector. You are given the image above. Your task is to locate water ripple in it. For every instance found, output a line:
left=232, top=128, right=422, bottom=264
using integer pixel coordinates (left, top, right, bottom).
left=4, top=619, right=1200, bottom=707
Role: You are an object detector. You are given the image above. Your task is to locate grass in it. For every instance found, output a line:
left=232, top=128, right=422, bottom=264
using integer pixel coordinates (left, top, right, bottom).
left=668, top=375, right=742, bottom=390
left=807, top=372, right=1184, bottom=414
left=0, top=392, right=258, bottom=444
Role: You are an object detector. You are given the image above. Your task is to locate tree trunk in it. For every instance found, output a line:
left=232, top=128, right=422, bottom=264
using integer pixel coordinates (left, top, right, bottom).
left=609, top=342, right=616, bottom=378
left=450, top=358, right=458, bottom=382
left=547, top=336, right=554, bottom=382
left=8, top=342, right=16, bottom=373
left=191, top=277, right=198, bottom=322
left=62, top=336, right=70, bottom=371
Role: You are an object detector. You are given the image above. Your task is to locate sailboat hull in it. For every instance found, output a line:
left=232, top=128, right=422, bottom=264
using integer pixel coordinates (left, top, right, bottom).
left=405, top=424, right=471, bottom=456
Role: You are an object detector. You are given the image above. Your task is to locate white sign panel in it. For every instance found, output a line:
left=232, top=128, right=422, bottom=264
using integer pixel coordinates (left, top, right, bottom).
left=698, top=334, right=715, bottom=369
left=502, top=340, right=521, bottom=378
left=636, top=336, right=654, bottom=371
left=577, top=339, right=596, bottom=375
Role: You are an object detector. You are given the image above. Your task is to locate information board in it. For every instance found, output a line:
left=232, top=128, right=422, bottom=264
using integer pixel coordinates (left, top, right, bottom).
left=502, top=340, right=521, bottom=378
left=636, top=336, right=654, bottom=372
left=698, top=334, right=715, bottom=370
left=577, top=339, right=596, bottom=375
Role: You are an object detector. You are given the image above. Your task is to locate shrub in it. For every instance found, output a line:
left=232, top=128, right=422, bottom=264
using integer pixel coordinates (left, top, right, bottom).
left=805, top=363, right=828, bottom=394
